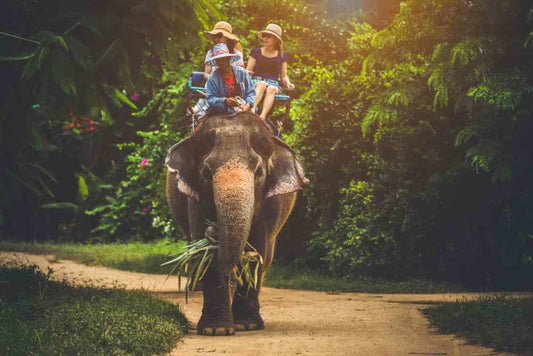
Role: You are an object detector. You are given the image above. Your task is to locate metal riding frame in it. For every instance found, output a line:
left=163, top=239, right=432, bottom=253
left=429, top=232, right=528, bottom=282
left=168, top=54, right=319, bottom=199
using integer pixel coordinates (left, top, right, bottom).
left=187, top=71, right=291, bottom=134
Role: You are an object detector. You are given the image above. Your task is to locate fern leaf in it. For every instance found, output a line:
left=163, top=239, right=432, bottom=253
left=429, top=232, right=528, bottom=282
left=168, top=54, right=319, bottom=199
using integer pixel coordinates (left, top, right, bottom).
left=362, top=104, right=397, bottom=137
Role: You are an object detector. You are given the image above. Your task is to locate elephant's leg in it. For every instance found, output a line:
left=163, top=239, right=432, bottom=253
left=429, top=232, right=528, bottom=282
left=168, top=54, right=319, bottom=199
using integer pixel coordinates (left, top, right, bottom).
left=197, top=266, right=235, bottom=336
left=232, top=192, right=297, bottom=331
left=232, top=257, right=266, bottom=331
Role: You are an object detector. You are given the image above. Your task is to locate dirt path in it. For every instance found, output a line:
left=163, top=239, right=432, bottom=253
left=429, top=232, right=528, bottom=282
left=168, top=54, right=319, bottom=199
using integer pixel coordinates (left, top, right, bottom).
left=3, top=252, right=523, bottom=356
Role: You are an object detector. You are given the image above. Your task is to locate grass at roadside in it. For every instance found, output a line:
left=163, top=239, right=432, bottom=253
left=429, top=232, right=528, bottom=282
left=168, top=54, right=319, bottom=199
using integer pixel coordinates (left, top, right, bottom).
left=0, top=239, right=459, bottom=293
left=264, top=264, right=458, bottom=293
left=0, top=238, right=186, bottom=274
left=423, top=296, right=533, bottom=354
left=0, top=261, right=189, bottom=355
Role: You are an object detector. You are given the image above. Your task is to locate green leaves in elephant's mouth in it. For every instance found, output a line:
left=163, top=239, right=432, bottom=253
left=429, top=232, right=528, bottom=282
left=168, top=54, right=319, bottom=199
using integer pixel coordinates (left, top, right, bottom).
left=161, top=220, right=263, bottom=299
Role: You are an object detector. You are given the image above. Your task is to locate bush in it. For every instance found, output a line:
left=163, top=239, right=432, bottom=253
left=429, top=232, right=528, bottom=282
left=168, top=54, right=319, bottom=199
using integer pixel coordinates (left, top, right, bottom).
left=423, top=296, right=533, bottom=354
left=85, top=69, right=192, bottom=242
left=0, top=238, right=187, bottom=274
left=0, top=261, right=189, bottom=355
left=309, top=181, right=401, bottom=278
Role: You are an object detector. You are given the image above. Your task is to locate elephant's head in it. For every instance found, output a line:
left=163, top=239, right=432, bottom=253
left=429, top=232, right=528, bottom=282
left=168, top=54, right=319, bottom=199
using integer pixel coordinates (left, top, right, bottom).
left=166, top=113, right=308, bottom=272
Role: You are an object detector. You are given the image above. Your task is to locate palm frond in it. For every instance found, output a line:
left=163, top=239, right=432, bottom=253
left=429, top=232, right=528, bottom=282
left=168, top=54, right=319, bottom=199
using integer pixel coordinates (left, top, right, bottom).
left=162, top=221, right=264, bottom=294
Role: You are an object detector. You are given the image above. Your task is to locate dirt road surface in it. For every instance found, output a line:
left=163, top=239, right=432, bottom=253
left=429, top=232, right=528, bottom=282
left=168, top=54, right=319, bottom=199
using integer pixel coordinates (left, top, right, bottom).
left=3, top=252, right=521, bottom=356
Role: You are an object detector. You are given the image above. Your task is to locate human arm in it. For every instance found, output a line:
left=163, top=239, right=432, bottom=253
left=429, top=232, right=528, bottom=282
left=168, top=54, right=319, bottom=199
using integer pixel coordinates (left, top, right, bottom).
left=280, top=61, right=295, bottom=91
left=240, top=69, right=256, bottom=107
left=206, top=73, right=228, bottom=107
left=246, top=57, right=256, bottom=76
left=246, top=49, right=257, bottom=76
left=204, top=64, right=212, bottom=80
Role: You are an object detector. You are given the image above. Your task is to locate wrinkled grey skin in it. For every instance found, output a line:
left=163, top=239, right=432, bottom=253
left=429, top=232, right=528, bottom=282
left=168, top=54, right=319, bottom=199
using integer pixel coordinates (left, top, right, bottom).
left=166, top=113, right=307, bottom=336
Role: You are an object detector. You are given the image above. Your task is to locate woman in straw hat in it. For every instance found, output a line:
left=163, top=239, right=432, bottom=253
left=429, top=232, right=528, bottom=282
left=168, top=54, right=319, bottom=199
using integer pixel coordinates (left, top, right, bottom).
left=246, top=23, right=295, bottom=120
left=188, top=21, right=245, bottom=123
left=204, top=21, right=244, bottom=80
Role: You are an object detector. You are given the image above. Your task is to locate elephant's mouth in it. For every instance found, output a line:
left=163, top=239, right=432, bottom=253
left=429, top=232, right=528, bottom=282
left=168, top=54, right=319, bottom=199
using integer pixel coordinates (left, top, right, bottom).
left=212, top=159, right=255, bottom=272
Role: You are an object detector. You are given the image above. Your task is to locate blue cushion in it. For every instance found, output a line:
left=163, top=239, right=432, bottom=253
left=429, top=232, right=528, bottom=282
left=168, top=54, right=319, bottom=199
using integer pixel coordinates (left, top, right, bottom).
left=190, top=71, right=206, bottom=87
left=190, top=86, right=207, bottom=92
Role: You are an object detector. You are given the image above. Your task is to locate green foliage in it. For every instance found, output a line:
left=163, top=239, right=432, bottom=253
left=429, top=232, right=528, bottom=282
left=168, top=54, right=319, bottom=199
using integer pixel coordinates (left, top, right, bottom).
left=287, top=0, right=533, bottom=286
left=1, top=0, right=215, bottom=240
left=0, top=31, right=39, bottom=61
left=2, top=0, right=533, bottom=291
left=0, top=262, right=189, bottom=355
left=423, top=296, right=533, bottom=354
left=310, top=181, right=399, bottom=277
left=265, top=264, right=457, bottom=293
left=85, top=69, right=191, bottom=242
left=162, top=223, right=264, bottom=293
left=0, top=239, right=187, bottom=274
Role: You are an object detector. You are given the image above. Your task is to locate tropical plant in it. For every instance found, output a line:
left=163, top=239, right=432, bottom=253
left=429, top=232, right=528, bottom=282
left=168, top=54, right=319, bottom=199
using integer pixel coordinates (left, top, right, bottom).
left=288, top=0, right=533, bottom=286
left=0, top=0, right=217, bottom=239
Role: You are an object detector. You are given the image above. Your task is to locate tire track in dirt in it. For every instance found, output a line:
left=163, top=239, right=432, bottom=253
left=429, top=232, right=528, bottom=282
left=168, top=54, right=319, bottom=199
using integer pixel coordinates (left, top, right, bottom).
left=3, top=252, right=520, bottom=356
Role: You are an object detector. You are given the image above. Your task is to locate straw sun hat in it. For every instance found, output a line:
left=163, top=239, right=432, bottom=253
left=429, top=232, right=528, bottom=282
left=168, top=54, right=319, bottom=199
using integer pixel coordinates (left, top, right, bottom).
left=204, top=21, right=239, bottom=42
left=258, top=23, right=283, bottom=44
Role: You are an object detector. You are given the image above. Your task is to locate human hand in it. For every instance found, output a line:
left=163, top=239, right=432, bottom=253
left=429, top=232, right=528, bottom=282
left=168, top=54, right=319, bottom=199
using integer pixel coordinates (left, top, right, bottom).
left=225, top=97, right=240, bottom=107
left=286, top=82, right=295, bottom=91
left=276, top=120, right=283, bottom=130
left=240, top=103, right=251, bottom=112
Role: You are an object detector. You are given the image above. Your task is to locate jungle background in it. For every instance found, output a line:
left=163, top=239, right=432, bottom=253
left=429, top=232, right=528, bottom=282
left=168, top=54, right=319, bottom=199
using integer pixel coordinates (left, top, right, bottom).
left=1, top=0, right=532, bottom=290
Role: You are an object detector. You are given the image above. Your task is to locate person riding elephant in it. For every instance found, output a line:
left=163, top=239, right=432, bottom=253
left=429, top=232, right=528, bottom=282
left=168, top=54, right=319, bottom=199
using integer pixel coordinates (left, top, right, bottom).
left=188, top=22, right=245, bottom=123
left=166, top=113, right=308, bottom=335
left=203, top=21, right=245, bottom=80
left=204, top=43, right=255, bottom=117
left=246, top=23, right=295, bottom=120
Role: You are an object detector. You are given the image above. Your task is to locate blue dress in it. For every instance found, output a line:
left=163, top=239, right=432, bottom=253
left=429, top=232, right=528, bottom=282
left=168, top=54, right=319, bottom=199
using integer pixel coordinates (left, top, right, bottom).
left=250, top=47, right=289, bottom=93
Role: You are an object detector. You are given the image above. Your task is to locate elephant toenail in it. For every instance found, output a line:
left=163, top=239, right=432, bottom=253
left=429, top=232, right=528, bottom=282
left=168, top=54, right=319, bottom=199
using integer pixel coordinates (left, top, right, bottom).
left=200, top=327, right=213, bottom=335
left=215, top=327, right=226, bottom=335
left=235, top=324, right=246, bottom=332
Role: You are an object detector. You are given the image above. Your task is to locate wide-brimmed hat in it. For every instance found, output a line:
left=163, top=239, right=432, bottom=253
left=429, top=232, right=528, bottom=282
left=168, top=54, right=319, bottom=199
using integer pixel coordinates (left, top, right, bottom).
left=258, top=23, right=283, bottom=44
left=204, top=21, right=239, bottom=42
left=204, top=43, right=240, bottom=66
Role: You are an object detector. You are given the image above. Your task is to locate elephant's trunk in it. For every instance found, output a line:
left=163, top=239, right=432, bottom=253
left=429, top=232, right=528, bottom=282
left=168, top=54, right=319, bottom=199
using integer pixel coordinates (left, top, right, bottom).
left=212, top=160, right=255, bottom=274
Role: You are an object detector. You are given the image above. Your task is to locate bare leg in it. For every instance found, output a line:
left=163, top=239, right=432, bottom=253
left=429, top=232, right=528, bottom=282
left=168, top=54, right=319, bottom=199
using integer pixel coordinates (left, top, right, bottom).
left=259, top=86, right=279, bottom=120
left=253, top=82, right=267, bottom=113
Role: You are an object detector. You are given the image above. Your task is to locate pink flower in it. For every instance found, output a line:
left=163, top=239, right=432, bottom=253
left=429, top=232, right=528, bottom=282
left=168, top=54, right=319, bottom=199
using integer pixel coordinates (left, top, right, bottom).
left=141, top=206, right=151, bottom=213
left=140, top=158, right=149, bottom=167
left=130, top=93, right=141, bottom=101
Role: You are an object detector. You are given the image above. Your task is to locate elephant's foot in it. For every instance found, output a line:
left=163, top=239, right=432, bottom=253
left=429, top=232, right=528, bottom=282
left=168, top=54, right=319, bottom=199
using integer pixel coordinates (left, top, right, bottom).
left=233, top=313, right=265, bottom=332
left=197, top=312, right=235, bottom=336
left=197, top=325, right=235, bottom=336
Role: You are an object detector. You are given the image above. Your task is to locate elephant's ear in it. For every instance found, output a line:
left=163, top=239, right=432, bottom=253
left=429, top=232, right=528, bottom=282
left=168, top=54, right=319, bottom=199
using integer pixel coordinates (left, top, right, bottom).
left=165, top=138, right=199, bottom=201
left=265, top=137, right=309, bottom=198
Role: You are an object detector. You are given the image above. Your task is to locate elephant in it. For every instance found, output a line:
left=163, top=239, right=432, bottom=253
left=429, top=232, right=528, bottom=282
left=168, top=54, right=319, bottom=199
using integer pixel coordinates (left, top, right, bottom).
left=165, top=112, right=307, bottom=336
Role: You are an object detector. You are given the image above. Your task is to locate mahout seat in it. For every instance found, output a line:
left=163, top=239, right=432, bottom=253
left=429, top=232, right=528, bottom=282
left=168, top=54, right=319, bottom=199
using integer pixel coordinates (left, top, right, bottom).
left=187, top=71, right=291, bottom=128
